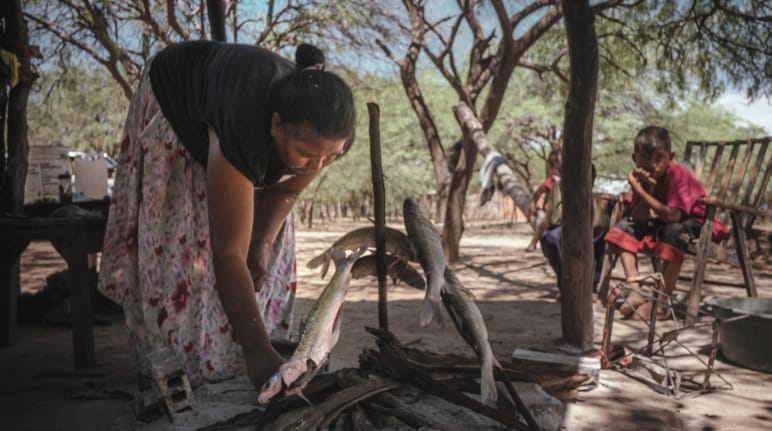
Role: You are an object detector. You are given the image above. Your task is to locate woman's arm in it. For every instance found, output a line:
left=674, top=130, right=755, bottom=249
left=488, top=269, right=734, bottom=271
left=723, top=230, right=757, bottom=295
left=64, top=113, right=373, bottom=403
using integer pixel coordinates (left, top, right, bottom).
left=205, top=128, right=282, bottom=386
left=248, top=171, right=317, bottom=288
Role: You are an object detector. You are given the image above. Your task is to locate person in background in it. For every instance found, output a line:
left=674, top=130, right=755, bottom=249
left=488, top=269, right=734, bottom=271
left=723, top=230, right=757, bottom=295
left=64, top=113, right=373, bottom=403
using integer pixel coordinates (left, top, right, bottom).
left=526, top=148, right=561, bottom=252
left=604, top=126, right=728, bottom=320
left=539, top=164, right=611, bottom=299
left=98, top=41, right=355, bottom=389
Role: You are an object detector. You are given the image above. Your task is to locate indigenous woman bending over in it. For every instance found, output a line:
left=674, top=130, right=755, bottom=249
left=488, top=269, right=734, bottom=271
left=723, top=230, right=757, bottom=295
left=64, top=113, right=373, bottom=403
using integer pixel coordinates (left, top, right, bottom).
left=98, top=41, right=355, bottom=389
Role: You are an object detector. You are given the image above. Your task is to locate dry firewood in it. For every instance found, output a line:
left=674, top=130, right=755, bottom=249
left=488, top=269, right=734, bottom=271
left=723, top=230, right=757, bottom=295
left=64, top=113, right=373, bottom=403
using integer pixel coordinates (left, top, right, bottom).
left=345, top=404, right=380, bottom=431
left=195, top=372, right=341, bottom=431
left=364, top=327, right=532, bottom=431
left=362, top=345, right=590, bottom=400
left=339, top=371, right=453, bottom=430
left=285, top=376, right=400, bottom=431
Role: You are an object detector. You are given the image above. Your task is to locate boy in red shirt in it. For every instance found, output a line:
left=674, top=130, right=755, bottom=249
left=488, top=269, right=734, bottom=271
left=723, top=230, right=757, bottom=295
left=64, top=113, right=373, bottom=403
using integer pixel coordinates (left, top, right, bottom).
left=604, top=126, right=728, bottom=320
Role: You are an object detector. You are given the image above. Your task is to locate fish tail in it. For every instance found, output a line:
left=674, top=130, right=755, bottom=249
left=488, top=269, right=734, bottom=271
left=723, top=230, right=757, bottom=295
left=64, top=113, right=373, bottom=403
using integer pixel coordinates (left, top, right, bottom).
left=480, top=355, right=498, bottom=406
left=307, top=251, right=328, bottom=269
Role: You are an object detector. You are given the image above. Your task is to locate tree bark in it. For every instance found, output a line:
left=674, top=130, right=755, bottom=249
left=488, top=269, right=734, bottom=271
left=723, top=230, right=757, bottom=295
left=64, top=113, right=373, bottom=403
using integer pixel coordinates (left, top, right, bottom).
left=1, top=0, right=33, bottom=214
left=453, top=103, right=532, bottom=219
left=559, top=0, right=599, bottom=350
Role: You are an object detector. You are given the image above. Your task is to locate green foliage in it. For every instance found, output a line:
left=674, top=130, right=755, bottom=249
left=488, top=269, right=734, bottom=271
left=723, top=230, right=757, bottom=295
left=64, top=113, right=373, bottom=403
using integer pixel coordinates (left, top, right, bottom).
left=27, top=65, right=127, bottom=153
left=299, top=72, right=437, bottom=206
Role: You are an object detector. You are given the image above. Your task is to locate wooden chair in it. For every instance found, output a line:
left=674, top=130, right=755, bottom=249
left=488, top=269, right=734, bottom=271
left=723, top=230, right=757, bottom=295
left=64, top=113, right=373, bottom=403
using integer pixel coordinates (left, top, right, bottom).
left=682, top=137, right=771, bottom=322
left=597, top=137, right=772, bottom=323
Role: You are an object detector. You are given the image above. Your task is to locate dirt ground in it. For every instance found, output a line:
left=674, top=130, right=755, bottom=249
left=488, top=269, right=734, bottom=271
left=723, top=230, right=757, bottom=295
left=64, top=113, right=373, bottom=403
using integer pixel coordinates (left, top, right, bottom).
left=1, top=219, right=771, bottom=430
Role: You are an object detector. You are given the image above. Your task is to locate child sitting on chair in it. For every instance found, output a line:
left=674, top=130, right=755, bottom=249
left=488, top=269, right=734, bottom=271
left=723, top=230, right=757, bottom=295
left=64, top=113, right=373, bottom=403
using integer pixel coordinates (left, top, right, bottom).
left=604, top=126, right=728, bottom=320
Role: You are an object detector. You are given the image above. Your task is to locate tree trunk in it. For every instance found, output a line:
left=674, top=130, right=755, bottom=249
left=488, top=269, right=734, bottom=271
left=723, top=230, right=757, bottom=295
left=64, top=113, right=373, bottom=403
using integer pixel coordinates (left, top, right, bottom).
left=441, top=148, right=473, bottom=263
left=1, top=0, right=33, bottom=214
left=453, top=103, right=533, bottom=220
left=559, top=0, right=599, bottom=350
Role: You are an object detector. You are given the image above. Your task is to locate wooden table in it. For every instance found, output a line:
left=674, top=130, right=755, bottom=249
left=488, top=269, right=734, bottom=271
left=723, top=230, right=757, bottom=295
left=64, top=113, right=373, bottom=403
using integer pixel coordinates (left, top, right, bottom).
left=0, top=216, right=107, bottom=369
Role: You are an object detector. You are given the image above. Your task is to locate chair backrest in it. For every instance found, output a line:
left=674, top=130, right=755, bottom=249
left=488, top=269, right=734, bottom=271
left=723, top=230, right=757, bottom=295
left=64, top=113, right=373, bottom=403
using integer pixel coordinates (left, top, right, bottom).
left=682, top=137, right=772, bottom=230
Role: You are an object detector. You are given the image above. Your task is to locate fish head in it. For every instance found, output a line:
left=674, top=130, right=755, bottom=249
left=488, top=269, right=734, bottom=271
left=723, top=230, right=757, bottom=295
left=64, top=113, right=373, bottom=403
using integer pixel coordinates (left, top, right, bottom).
left=257, top=359, right=310, bottom=404
left=257, top=372, right=284, bottom=404
left=284, top=359, right=319, bottom=397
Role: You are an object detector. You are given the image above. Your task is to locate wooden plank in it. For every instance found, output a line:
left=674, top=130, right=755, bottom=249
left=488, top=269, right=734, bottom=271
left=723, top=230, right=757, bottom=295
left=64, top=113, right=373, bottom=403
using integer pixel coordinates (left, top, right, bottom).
left=728, top=140, right=755, bottom=204
left=694, top=142, right=708, bottom=180
left=511, top=349, right=600, bottom=386
left=730, top=211, right=757, bottom=297
left=703, top=143, right=724, bottom=195
left=696, top=198, right=771, bottom=217
left=716, top=142, right=741, bottom=201
left=682, top=141, right=695, bottom=170
left=740, top=139, right=769, bottom=207
left=686, top=205, right=717, bottom=324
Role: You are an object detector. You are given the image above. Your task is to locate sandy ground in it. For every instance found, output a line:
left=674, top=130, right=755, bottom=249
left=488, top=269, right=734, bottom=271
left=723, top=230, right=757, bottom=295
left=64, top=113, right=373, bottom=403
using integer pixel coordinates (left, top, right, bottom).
left=1, top=219, right=771, bottom=430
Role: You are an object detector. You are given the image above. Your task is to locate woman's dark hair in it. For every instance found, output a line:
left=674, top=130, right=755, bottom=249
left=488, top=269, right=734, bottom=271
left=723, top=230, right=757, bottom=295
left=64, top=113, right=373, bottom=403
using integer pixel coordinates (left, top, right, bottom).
left=268, top=43, right=356, bottom=154
left=634, top=126, right=671, bottom=155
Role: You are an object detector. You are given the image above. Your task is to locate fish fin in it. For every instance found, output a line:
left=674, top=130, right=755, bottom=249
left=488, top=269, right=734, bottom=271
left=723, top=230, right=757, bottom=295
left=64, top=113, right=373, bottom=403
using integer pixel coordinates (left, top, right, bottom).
left=307, top=251, right=328, bottom=269
left=492, top=356, right=504, bottom=371
left=480, top=357, right=498, bottom=406
left=330, top=303, right=344, bottom=346
left=419, top=296, right=443, bottom=327
left=296, top=390, right=313, bottom=406
left=320, top=256, right=331, bottom=278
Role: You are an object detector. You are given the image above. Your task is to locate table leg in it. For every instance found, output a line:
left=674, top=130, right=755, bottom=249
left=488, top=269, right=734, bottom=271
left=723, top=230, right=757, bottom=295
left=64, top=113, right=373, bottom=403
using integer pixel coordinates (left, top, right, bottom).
left=54, top=238, right=96, bottom=369
left=0, top=240, right=29, bottom=346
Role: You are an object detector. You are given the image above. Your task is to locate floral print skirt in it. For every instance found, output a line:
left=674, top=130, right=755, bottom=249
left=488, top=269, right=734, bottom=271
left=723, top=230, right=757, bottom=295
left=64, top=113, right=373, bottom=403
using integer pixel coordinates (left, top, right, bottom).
left=98, top=66, right=297, bottom=386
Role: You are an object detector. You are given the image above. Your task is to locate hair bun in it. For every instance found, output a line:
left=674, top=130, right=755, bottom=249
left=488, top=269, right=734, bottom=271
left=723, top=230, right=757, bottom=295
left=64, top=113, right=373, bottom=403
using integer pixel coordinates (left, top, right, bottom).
left=295, top=44, right=325, bottom=69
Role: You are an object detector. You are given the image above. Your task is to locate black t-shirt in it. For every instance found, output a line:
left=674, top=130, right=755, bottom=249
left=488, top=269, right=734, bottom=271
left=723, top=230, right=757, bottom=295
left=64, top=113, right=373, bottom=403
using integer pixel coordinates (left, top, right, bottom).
left=149, top=40, right=294, bottom=187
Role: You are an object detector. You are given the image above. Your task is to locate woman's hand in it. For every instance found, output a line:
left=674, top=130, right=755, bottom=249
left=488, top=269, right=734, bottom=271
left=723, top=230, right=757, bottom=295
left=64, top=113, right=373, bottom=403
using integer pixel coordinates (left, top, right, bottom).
left=243, top=343, right=284, bottom=389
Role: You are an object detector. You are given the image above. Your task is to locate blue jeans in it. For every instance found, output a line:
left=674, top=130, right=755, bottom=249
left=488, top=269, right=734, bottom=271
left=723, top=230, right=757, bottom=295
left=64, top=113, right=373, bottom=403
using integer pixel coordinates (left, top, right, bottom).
left=540, top=226, right=607, bottom=290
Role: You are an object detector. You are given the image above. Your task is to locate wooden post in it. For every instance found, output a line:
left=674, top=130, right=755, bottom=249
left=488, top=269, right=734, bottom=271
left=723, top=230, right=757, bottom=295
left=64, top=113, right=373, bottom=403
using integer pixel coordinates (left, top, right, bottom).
left=206, top=0, right=226, bottom=42
left=368, top=103, right=388, bottom=330
left=560, top=0, right=599, bottom=350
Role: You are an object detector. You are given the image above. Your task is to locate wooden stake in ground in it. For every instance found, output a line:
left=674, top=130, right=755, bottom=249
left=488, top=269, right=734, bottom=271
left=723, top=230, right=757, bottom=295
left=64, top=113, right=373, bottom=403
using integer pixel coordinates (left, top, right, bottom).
left=368, top=102, right=389, bottom=330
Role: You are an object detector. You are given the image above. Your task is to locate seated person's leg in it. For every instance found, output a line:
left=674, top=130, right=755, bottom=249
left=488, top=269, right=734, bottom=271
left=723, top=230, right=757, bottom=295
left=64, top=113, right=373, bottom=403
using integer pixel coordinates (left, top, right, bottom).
left=540, top=225, right=562, bottom=282
left=592, top=231, right=607, bottom=286
left=526, top=211, right=548, bottom=251
left=631, top=220, right=698, bottom=320
left=605, top=219, right=649, bottom=316
left=654, top=220, right=700, bottom=294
